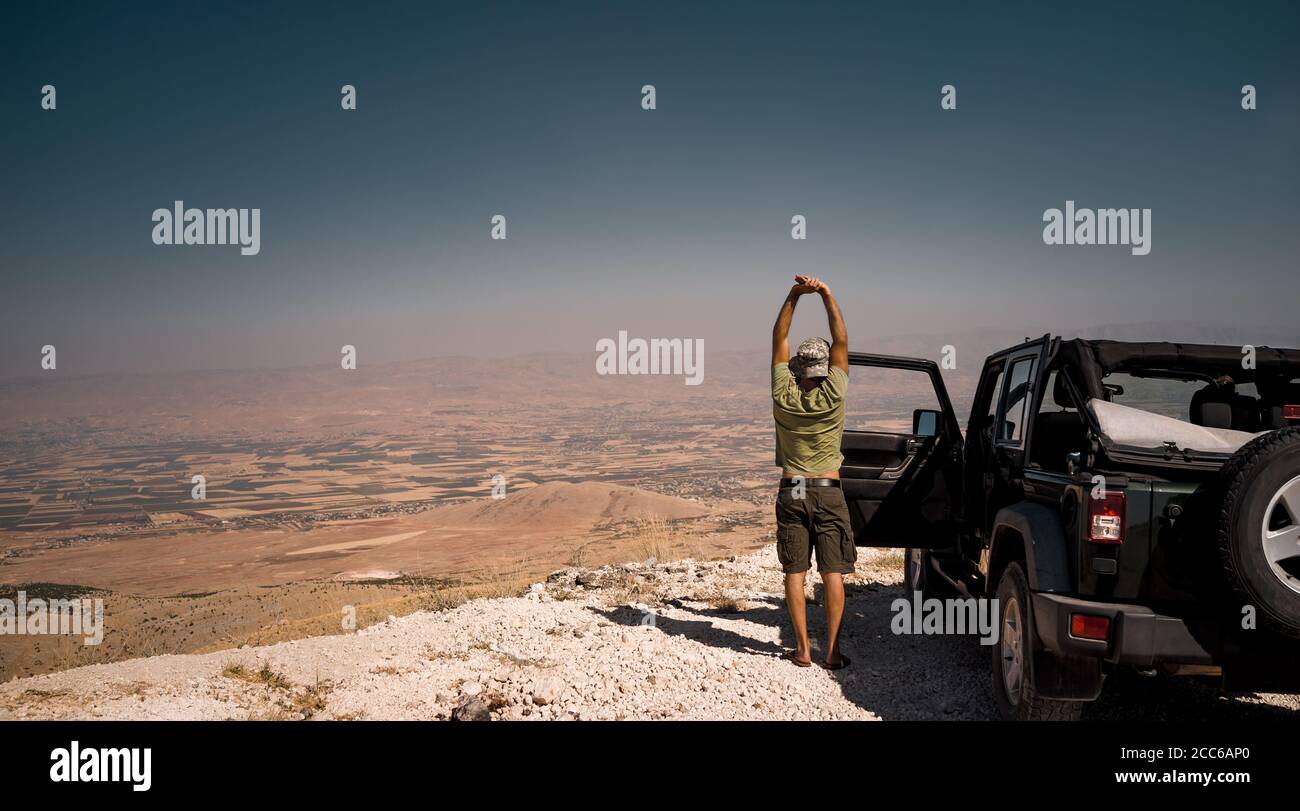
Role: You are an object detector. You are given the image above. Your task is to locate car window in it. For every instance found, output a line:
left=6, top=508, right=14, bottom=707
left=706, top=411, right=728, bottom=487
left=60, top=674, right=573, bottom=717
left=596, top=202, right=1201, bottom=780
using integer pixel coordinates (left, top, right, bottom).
left=1029, top=369, right=1090, bottom=470
left=843, top=365, right=941, bottom=433
left=985, top=369, right=1005, bottom=421
left=999, top=356, right=1037, bottom=444
left=970, top=364, right=1005, bottom=440
left=1037, top=370, right=1075, bottom=414
left=1102, top=373, right=1259, bottom=422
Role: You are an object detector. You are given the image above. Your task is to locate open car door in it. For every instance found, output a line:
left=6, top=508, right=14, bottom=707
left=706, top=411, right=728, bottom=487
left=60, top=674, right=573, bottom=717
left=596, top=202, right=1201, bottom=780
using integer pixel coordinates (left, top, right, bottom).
left=841, top=352, right=963, bottom=547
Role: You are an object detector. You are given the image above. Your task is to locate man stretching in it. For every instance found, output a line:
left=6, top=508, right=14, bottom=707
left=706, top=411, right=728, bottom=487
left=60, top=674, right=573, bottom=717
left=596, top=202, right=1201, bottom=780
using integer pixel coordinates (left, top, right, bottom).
left=771, top=275, right=852, bottom=669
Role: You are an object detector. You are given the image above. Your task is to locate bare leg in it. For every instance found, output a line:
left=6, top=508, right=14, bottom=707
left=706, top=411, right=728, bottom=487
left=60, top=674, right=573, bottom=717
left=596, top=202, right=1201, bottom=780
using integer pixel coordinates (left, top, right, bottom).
left=821, top=571, right=847, bottom=666
left=783, top=572, right=812, bottom=664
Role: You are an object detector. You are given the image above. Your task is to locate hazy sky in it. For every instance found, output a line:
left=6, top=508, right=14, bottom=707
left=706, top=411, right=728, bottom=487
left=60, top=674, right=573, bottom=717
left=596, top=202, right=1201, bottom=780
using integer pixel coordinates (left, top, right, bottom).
left=2, top=0, right=1297, bottom=377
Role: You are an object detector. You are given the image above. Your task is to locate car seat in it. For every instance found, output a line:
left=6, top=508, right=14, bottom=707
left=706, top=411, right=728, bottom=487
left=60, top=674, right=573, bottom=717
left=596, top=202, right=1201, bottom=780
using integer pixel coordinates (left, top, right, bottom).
left=1190, top=381, right=1260, bottom=432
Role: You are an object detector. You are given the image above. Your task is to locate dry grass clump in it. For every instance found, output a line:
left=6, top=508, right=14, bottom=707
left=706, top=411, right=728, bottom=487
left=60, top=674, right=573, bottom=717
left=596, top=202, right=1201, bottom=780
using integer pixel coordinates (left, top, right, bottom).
left=626, top=515, right=699, bottom=563
left=221, top=661, right=291, bottom=690
left=708, top=595, right=746, bottom=613
left=221, top=661, right=332, bottom=719
left=285, top=680, right=330, bottom=719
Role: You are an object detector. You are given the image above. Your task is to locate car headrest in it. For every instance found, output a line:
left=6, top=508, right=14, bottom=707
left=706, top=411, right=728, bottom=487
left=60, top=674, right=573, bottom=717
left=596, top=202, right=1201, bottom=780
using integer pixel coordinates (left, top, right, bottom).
left=1263, top=405, right=1287, bottom=430
left=1190, top=382, right=1258, bottom=431
left=1197, top=402, right=1233, bottom=429
left=1190, top=384, right=1221, bottom=426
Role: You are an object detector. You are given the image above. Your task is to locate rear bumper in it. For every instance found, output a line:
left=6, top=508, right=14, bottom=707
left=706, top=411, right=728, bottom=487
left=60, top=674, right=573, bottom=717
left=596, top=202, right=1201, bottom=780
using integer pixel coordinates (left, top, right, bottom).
left=1031, top=593, right=1221, bottom=667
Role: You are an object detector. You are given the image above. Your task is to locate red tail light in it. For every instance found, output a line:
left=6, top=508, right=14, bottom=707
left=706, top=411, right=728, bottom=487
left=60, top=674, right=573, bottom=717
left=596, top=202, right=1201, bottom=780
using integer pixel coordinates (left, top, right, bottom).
left=1284, top=405, right=1300, bottom=422
left=1089, top=491, right=1125, bottom=544
left=1070, top=614, right=1111, bottom=641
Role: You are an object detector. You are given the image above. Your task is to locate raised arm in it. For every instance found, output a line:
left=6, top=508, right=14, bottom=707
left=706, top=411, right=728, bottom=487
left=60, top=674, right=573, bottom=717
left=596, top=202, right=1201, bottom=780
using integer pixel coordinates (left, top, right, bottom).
left=773, top=279, right=818, bottom=365
left=821, top=287, right=848, bottom=372
left=796, top=275, right=848, bottom=372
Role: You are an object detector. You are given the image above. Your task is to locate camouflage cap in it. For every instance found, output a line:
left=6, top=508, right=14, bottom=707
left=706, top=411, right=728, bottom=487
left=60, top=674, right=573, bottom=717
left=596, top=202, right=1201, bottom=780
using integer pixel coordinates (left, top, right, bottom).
left=790, top=337, right=831, bottom=379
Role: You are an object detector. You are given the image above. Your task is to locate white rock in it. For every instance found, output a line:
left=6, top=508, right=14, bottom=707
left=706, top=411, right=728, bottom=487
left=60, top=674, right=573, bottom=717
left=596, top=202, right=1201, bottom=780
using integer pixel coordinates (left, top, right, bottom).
left=531, top=677, right=563, bottom=706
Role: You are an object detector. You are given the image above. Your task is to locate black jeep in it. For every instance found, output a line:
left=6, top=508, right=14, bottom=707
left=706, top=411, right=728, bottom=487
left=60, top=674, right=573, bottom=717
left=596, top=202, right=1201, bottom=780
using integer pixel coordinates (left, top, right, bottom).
left=841, top=336, right=1300, bottom=719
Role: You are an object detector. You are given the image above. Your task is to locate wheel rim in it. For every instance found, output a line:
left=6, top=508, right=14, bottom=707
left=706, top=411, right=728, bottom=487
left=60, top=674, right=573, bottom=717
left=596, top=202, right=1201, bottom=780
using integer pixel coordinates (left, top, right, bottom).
left=907, top=548, right=923, bottom=592
left=1261, top=474, right=1300, bottom=596
left=1000, top=596, right=1023, bottom=705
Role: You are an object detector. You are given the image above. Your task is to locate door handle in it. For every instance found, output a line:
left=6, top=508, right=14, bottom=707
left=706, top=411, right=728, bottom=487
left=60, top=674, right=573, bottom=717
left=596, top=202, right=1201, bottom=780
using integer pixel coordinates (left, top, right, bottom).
left=881, top=454, right=915, bottom=480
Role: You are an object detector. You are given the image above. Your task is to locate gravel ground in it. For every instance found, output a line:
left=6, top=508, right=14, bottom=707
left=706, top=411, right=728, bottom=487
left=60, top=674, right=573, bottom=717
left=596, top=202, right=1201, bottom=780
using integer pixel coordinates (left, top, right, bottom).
left=1, top=548, right=1297, bottom=721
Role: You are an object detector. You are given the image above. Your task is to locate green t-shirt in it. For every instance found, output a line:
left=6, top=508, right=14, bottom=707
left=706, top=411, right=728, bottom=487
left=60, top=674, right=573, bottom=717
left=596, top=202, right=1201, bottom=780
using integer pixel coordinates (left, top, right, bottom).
left=772, top=362, right=847, bottom=475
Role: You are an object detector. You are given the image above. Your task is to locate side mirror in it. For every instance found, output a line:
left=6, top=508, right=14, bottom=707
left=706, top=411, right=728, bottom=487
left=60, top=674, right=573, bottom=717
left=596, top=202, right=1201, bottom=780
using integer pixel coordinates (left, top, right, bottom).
left=912, top=409, right=941, bottom=437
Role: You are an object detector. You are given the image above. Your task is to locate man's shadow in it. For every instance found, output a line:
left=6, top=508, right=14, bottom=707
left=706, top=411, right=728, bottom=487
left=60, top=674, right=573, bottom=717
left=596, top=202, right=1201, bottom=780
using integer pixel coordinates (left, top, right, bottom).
left=588, top=600, right=789, bottom=660
left=591, top=578, right=1300, bottom=720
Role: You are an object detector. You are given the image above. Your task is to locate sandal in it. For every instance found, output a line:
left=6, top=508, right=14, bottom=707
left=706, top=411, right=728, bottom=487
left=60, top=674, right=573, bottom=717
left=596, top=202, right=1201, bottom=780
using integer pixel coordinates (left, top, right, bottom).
left=820, top=654, right=851, bottom=671
left=782, top=650, right=813, bottom=667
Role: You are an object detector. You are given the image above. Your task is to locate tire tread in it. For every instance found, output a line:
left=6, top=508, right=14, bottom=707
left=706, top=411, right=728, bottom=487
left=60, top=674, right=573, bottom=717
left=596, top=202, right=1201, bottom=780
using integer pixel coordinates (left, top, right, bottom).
left=992, top=562, right=1085, bottom=721
left=1214, top=427, right=1300, bottom=640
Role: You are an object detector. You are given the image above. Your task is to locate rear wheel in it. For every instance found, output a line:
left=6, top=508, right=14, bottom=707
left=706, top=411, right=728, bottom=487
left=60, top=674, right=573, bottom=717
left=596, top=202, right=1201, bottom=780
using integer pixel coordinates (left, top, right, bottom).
left=1217, top=428, right=1300, bottom=639
left=991, top=562, right=1084, bottom=721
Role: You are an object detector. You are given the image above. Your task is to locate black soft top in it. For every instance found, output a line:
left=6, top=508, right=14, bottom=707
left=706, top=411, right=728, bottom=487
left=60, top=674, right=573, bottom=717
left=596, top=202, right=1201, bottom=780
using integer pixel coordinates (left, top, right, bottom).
left=1055, top=339, right=1300, bottom=400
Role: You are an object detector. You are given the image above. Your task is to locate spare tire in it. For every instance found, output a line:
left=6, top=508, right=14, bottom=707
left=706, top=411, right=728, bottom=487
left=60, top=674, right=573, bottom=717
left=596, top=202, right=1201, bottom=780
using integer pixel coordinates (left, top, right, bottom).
left=1217, top=426, right=1300, bottom=639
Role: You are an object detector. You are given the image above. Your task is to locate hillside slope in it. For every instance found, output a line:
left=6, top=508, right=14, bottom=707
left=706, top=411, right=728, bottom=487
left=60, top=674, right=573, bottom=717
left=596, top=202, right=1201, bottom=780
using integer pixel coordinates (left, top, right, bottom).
left=3, top=548, right=1297, bottom=721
